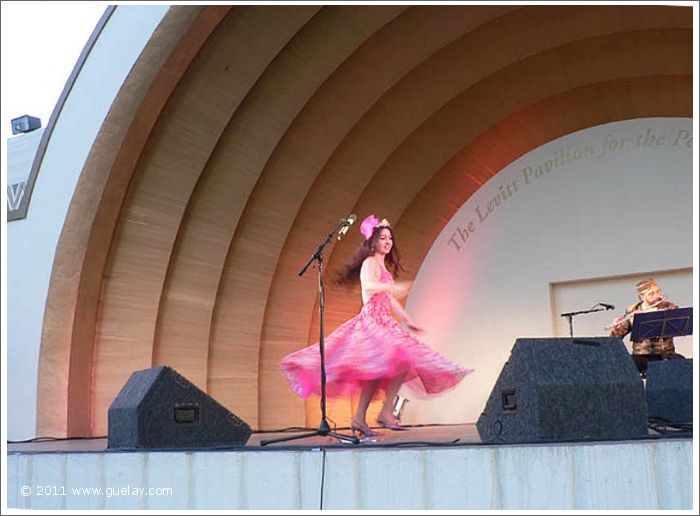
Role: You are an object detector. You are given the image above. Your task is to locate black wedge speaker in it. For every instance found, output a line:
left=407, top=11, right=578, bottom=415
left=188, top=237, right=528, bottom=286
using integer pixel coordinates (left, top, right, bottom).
left=476, top=337, right=648, bottom=443
left=108, top=366, right=251, bottom=449
left=646, top=358, right=693, bottom=424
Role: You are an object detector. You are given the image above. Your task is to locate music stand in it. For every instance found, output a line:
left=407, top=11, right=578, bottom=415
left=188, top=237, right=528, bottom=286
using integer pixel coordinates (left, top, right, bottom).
left=631, top=307, right=693, bottom=342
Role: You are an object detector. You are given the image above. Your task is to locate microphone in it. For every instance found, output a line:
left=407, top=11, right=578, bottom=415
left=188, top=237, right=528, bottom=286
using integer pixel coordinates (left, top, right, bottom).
left=337, top=213, right=357, bottom=240
left=598, top=303, right=615, bottom=310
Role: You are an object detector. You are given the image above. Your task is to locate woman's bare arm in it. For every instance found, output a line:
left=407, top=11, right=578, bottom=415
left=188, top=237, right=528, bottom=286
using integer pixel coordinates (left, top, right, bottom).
left=389, top=294, right=424, bottom=333
left=360, top=258, right=393, bottom=295
left=360, top=258, right=412, bottom=297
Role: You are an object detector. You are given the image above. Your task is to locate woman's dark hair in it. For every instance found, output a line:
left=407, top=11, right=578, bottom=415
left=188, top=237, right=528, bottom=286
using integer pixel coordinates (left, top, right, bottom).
left=336, top=225, right=404, bottom=285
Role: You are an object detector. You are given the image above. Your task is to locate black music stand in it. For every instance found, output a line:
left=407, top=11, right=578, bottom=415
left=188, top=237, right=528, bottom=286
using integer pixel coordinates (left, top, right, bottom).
left=630, top=307, right=693, bottom=342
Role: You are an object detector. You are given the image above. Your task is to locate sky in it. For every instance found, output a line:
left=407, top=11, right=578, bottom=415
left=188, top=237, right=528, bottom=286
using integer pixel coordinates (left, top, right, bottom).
left=0, top=1, right=108, bottom=146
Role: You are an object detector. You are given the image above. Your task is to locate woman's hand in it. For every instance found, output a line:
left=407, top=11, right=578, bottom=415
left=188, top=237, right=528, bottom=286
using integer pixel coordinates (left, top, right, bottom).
left=391, top=280, right=413, bottom=299
left=404, top=320, right=424, bottom=334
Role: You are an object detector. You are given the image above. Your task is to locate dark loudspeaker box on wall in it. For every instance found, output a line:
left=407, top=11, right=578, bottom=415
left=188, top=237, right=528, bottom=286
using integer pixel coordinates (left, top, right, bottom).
left=476, top=337, right=648, bottom=443
left=108, top=366, right=251, bottom=449
left=646, top=358, right=693, bottom=424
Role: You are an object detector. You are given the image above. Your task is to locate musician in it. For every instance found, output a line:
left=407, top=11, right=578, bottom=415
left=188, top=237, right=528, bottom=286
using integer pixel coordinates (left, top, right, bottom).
left=609, top=278, right=684, bottom=376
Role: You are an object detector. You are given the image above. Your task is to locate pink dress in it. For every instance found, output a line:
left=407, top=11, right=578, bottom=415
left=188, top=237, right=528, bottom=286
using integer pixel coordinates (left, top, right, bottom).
left=281, top=269, right=473, bottom=400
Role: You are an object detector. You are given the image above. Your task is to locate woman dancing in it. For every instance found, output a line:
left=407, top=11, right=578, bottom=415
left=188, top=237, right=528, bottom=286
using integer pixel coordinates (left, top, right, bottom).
left=281, top=214, right=473, bottom=438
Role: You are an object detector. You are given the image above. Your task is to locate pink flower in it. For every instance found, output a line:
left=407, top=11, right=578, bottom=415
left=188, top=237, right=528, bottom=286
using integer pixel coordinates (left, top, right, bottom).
left=360, top=214, right=379, bottom=240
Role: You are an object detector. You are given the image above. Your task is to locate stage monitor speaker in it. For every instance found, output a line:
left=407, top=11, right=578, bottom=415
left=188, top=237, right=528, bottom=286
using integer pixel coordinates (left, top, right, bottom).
left=108, top=366, right=251, bottom=449
left=646, top=358, right=692, bottom=424
left=476, top=337, right=648, bottom=444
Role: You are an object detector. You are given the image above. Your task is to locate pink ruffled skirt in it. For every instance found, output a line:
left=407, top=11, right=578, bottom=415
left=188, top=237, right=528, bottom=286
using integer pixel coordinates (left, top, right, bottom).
left=281, top=292, right=472, bottom=400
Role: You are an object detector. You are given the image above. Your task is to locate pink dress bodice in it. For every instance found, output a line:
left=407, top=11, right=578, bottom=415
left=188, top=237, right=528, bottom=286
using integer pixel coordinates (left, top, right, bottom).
left=361, top=267, right=394, bottom=314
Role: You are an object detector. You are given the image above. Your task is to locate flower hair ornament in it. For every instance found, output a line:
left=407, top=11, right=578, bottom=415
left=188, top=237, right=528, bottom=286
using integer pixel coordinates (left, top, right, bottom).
left=360, top=214, right=391, bottom=240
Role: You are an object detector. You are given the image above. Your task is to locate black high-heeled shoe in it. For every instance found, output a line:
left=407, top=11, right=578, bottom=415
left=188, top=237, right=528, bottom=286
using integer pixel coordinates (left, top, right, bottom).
left=376, top=415, right=408, bottom=431
left=351, top=420, right=379, bottom=438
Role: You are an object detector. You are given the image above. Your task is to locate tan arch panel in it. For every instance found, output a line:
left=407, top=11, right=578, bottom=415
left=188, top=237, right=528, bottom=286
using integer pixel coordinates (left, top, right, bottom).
left=398, top=76, right=692, bottom=279
left=37, top=4, right=692, bottom=438
left=214, top=5, right=518, bottom=430
left=312, top=78, right=691, bottom=426
left=90, top=6, right=320, bottom=435
left=36, top=5, right=231, bottom=437
left=303, top=33, right=690, bottom=426
left=152, top=6, right=407, bottom=430
left=258, top=7, right=691, bottom=428
left=340, top=27, right=691, bottom=228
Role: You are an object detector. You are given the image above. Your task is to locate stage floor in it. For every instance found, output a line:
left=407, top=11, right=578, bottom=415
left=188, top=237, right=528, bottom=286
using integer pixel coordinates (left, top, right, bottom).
left=6, top=422, right=687, bottom=454
left=7, top=423, right=478, bottom=453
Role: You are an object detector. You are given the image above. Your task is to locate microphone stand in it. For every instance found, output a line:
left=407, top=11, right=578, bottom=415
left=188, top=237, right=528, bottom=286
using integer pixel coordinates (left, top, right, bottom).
left=560, top=304, right=611, bottom=338
left=261, top=218, right=359, bottom=446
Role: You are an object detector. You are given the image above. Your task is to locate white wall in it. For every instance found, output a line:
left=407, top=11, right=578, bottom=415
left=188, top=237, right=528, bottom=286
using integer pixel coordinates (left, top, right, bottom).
left=550, top=268, right=692, bottom=355
left=7, top=128, right=44, bottom=185
left=6, top=128, right=44, bottom=211
left=403, top=118, right=693, bottom=425
left=6, top=5, right=169, bottom=441
left=6, top=440, right=693, bottom=509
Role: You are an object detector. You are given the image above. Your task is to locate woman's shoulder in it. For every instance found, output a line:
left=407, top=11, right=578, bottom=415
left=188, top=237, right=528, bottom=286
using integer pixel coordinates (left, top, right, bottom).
left=361, top=256, right=380, bottom=269
left=360, top=256, right=386, bottom=279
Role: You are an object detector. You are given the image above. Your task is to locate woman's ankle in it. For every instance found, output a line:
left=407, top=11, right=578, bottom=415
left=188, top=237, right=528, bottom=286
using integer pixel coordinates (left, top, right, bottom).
left=378, top=411, right=396, bottom=422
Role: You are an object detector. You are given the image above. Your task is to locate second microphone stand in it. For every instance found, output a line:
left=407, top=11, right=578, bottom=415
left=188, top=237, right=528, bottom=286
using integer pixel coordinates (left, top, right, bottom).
left=261, top=218, right=359, bottom=446
left=560, top=303, right=612, bottom=338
